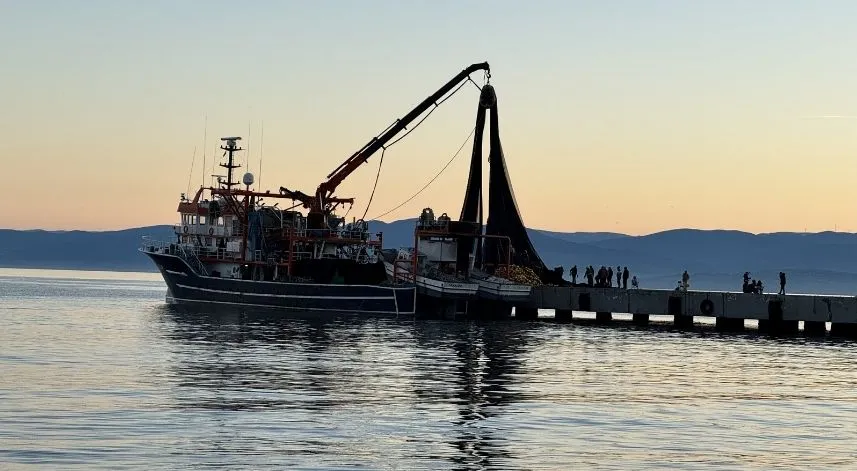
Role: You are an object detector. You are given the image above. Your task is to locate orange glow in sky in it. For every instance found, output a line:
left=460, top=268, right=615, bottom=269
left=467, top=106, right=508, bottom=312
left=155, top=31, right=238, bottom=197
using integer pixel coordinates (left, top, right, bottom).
left=3, top=1, right=857, bottom=235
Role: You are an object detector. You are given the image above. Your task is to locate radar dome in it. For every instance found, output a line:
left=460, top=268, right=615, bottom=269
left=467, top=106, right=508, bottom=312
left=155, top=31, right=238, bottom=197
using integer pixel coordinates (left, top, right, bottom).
left=242, top=172, right=255, bottom=186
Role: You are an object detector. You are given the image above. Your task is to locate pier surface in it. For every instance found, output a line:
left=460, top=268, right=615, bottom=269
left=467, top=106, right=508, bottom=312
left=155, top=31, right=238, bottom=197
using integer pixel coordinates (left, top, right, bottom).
left=514, top=286, right=857, bottom=335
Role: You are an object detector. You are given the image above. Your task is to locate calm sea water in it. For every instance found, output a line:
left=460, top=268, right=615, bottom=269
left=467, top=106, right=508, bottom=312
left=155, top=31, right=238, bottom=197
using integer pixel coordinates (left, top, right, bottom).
left=2, top=268, right=857, bottom=470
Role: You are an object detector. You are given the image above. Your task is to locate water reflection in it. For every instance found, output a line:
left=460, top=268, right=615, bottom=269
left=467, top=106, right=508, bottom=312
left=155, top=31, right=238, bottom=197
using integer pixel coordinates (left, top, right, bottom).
left=410, top=321, right=533, bottom=469
left=7, top=273, right=857, bottom=470
left=160, top=308, right=536, bottom=469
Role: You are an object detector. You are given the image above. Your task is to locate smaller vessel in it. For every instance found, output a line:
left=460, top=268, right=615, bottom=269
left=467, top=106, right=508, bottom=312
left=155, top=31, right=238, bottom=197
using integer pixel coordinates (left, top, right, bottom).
left=469, top=270, right=532, bottom=301
left=383, top=208, right=532, bottom=306
left=383, top=208, right=479, bottom=300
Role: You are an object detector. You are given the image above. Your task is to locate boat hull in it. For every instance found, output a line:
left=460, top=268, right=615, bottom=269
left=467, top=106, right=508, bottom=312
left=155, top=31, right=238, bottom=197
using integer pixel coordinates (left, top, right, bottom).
left=383, top=261, right=478, bottom=299
left=474, top=280, right=532, bottom=301
left=146, top=252, right=416, bottom=315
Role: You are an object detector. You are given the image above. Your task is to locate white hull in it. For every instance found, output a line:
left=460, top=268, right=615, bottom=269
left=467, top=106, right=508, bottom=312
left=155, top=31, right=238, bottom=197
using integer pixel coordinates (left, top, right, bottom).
left=473, top=277, right=532, bottom=301
left=384, top=261, right=478, bottom=299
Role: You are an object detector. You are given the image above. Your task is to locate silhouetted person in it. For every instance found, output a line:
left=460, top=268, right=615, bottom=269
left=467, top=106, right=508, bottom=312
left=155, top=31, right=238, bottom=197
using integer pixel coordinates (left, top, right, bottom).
left=586, top=266, right=594, bottom=286
left=607, top=266, right=614, bottom=287
left=743, top=272, right=751, bottom=285
left=681, top=270, right=690, bottom=290
left=616, top=266, right=621, bottom=286
left=757, top=280, right=764, bottom=294
left=570, top=265, right=578, bottom=285
left=622, top=267, right=629, bottom=289
left=749, top=280, right=760, bottom=294
left=779, top=271, right=786, bottom=295
left=631, top=275, right=638, bottom=289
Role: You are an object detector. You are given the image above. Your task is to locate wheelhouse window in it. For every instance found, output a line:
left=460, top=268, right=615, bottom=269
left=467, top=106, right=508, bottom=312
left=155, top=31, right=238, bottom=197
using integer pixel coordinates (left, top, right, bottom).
left=199, top=215, right=207, bottom=225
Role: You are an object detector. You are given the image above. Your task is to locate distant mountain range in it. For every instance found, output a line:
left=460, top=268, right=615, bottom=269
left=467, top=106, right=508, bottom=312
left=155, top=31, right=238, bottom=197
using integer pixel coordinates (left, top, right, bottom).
left=2, top=222, right=857, bottom=295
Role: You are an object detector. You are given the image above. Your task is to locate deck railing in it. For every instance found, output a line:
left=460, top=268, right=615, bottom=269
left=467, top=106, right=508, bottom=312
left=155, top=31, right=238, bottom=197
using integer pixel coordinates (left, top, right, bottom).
left=140, top=237, right=208, bottom=276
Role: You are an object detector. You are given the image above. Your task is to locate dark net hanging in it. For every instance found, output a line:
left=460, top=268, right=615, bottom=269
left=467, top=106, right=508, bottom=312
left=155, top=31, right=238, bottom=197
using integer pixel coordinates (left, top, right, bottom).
left=458, top=97, right=486, bottom=225
left=459, top=89, right=487, bottom=269
left=459, top=85, right=564, bottom=284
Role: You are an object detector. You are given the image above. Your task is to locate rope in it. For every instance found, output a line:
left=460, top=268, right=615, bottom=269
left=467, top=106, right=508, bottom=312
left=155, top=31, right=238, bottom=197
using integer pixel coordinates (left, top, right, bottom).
left=370, top=126, right=475, bottom=221
left=385, top=78, right=474, bottom=149
left=359, top=77, right=480, bottom=219
left=360, top=147, right=385, bottom=220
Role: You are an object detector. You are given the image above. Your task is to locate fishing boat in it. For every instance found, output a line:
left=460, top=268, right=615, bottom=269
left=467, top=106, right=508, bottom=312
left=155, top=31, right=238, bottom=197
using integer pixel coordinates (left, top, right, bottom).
left=141, top=62, right=492, bottom=315
left=382, top=207, right=531, bottom=304
left=382, top=209, right=480, bottom=300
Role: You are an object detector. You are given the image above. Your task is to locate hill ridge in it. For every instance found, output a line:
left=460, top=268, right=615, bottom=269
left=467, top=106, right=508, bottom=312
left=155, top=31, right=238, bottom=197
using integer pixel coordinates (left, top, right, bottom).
left=2, top=222, right=856, bottom=294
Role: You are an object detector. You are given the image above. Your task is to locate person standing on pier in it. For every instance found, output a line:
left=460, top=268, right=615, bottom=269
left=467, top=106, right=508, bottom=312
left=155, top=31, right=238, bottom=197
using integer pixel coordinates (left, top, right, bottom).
left=779, top=272, right=786, bottom=294
left=607, top=266, right=614, bottom=287
left=570, top=265, right=578, bottom=285
left=622, top=267, right=629, bottom=289
left=587, top=266, right=595, bottom=286
left=631, top=275, right=639, bottom=289
left=681, top=270, right=690, bottom=290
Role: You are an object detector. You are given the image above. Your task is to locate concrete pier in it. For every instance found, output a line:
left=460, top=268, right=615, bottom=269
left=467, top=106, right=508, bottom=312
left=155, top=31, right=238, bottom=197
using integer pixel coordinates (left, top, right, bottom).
left=522, top=286, right=857, bottom=336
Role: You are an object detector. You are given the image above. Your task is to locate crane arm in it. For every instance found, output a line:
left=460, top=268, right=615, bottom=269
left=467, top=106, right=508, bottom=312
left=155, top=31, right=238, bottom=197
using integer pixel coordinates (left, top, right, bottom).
left=314, top=62, right=490, bottom=209
left=278, top=187, right=355, bottom=208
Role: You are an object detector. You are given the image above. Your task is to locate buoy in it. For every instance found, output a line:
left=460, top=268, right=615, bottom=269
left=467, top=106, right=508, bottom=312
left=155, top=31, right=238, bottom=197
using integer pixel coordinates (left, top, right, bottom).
left=208, top=227, right=214, bottom=236
left=700, top=299, right=714, bottom=315
left=183, top=225, right=189, bottom=234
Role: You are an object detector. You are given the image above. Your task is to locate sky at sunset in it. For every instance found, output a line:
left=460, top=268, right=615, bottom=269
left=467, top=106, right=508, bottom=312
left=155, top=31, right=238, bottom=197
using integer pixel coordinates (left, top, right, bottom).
left=3, top=0, right=857, bottom=235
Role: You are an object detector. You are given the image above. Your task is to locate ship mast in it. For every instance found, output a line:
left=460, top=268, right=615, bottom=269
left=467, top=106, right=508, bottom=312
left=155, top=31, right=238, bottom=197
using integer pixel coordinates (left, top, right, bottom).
left=219, top=137, right=243, bottom=189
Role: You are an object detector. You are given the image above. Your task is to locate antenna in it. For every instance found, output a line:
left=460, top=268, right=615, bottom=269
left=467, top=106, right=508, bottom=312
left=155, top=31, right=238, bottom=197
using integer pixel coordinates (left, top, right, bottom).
left=186, top=146, right=197, bottom=195
left=211, top=140, right=218, bottom=187
left=200, top=114, right=208, bottom=188
left=246, top=117, right=252, bottom=174
left=219, top=136, right=243, bottom=188
left=259, top=121, right=265, bottom=189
